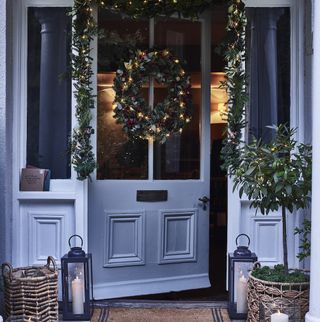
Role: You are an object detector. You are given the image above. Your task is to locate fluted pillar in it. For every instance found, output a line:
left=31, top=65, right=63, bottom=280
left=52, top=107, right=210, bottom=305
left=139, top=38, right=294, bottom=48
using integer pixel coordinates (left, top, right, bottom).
left=35, top=8, right=70, bottom=178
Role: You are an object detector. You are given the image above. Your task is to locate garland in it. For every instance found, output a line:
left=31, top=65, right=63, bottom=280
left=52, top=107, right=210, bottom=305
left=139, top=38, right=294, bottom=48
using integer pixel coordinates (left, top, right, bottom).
left=220, top=0, right=248, bottom=174
left=69, top=1, right=97, bottom=180
left=70, top=0, right=245, bottom=179
left=100, top=0, right=221, bottom=19
left=113, top=49, right=192, bottom=142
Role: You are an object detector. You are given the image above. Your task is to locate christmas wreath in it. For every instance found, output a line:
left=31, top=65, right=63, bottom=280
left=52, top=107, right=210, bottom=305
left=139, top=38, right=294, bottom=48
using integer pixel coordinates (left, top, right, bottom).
left=113, top=49, right=192, bottom=143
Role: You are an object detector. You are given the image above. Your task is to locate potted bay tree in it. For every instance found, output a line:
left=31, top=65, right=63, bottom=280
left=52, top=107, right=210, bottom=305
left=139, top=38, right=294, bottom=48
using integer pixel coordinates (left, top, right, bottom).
left=232, top=124, right=312, bottom=321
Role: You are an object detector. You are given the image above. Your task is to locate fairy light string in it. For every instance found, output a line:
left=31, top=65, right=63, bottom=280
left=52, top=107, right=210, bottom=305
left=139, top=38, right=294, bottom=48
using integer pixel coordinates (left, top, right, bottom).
left=113, top=49, right=192, bottom=142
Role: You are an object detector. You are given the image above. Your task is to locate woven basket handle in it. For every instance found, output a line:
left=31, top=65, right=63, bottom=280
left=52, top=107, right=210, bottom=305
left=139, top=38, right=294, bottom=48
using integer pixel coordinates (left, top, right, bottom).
left=46, top=256, right=57, bottom=272
left=2, top=262, right=13, bottom=280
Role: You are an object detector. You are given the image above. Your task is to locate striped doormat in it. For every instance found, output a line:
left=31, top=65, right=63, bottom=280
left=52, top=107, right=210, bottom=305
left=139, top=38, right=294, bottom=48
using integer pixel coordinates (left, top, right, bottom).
left=91, top=307, right=231, bottom=322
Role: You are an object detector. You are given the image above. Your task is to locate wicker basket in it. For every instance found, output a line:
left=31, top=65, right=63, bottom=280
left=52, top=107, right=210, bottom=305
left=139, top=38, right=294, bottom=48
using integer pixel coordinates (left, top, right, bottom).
left=247, top=270, right=309, bottom=322
left=1, top=256, right=58, bottom=322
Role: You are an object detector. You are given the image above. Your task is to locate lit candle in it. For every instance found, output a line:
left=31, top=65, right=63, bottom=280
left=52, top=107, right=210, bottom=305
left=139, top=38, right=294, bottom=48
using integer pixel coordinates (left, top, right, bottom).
left=72, top=276, right=84, bottom=314
left=271, top=311, right=289, bottom=322
left=236, top=272, right=248, bottom=314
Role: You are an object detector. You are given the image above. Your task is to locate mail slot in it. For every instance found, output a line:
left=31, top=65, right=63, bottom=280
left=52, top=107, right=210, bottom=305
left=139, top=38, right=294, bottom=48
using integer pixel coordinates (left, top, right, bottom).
left=136, top=190, right=168, bottom=202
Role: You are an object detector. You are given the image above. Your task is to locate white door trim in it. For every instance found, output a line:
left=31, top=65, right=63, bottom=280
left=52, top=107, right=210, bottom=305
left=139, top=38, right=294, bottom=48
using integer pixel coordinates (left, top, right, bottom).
left=11, top=0, right=88, bottom=268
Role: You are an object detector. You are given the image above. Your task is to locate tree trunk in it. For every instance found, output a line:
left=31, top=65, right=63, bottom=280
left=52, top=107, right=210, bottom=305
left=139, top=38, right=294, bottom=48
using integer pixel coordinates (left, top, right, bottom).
left=282, top=205, right=289, bottom=275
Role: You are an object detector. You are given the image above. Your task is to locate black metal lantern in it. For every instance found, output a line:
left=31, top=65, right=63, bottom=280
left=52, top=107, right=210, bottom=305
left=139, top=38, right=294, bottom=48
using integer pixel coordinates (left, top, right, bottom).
left=228, top=234, right=257, bottom=320
left=61, top=235, right=93, bottom=321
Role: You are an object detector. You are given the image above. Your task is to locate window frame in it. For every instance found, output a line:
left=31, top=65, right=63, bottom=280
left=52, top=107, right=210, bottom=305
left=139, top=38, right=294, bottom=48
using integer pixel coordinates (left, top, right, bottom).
left=12, top=0, right=76, bottom=195
left=227, top=0, right=305, bottom=286
left=92, top=11, right=212, bottom=183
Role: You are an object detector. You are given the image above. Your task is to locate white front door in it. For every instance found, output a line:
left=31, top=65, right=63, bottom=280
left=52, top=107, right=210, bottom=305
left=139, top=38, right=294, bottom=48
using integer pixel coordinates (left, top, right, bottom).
left=89, top=12, right=212, bottom=300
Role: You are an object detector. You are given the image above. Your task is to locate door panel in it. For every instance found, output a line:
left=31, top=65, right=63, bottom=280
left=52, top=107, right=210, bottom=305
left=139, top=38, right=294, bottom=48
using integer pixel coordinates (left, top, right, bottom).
left=104, top=212, right=145, bottom=267
left=89, top=12, right=211, bottom=300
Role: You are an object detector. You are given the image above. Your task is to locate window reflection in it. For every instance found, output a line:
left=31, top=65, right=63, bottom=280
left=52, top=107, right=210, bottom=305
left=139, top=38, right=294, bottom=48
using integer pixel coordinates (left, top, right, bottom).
left=97, top=12, right=149, bottom=179
left=153, top=17, right=201, bottom=180
left=246, top=8, right=290, bottom=142
left=97, top=74, right=148, bottom=180
left=27, top=7, right=71, bottom=179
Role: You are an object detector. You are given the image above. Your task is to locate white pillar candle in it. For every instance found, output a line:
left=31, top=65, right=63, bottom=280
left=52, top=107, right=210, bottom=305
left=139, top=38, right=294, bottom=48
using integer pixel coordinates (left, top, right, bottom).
left=271, top=311, right=289, bottom=322
left=236, top=273, right=248, bottom=314
left=0, top=315, right=3, bottom=322
left=72, top=276, right=84, bottom=314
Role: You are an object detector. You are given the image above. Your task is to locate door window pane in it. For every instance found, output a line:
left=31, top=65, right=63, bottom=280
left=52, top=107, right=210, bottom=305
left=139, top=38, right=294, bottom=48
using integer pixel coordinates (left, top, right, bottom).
left=27, top=7, right=71, bottom=179
left=246, top=8, right=290, bottom=142
left=97, top=12, right=149, bottom=179
left=153, top=18, right=201, bottom=180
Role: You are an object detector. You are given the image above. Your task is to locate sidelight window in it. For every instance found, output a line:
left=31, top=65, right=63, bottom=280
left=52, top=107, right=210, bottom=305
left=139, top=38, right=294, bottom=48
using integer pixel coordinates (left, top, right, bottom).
left=27, top=7, right=72, bottom=179
left=246, top=7, right=291, bottom=142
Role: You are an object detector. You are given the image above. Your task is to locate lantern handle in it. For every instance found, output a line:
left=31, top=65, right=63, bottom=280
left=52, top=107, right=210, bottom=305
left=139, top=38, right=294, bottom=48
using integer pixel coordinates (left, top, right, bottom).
left=236, top=233, right=250, bottom=247
left=68, top=234, right=84, bottom=248
left=1, top=262, right=13, bottom=280
left=253, top=261, right=261, bottom=270
left=46, top=256, right=57, bottom=272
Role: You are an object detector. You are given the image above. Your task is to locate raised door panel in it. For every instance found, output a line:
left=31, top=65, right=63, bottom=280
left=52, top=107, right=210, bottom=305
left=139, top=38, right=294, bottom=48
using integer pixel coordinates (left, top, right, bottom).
left=104, top=211, right=145, bottom=267
left=159, top=209, right=197, bottom=264
left=20, top=201, right=75, bottom=266
left=252, top=217, right=282, bottom=264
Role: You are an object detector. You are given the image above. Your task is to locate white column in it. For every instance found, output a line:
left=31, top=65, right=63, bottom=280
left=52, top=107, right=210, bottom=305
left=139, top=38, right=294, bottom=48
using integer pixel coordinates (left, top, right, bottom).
left=305, top=0, right=320, bottom=321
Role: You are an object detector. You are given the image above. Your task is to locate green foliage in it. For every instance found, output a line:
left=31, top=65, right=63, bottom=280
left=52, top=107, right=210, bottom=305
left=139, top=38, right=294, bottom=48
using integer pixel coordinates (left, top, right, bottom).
left=232, top=125, right=312, bottom=215
left=252, top=265, right=309, bottom=283
left=69, top=1, right=97, bottom=180
left=221, top=0, right=248, bottom=173
left=113, top=49, right=192, bottom=142
left=100, top=0, right=222, bottom=19
left=295, top=219, right=311, bottom=261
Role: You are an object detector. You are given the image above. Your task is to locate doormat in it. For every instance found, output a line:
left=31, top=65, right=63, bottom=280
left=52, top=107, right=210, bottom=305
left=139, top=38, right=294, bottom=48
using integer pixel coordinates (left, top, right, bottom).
left=91, top=307, right=231, bottom=322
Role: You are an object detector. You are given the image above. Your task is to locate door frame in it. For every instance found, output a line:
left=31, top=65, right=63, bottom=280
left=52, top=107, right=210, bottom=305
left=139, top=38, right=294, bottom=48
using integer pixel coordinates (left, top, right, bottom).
left=227, top=0, right=306, bottom=285
left=10, top=0, right=88, bottom=268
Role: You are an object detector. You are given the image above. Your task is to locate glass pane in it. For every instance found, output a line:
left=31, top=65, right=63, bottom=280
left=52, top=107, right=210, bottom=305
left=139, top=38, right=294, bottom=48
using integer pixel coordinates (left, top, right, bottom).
left=246, top=8, right=290, bottom=142
left=97, top=11, right=149, bottom=179
left=153, top=18, right=201, bottom=180
left=68, top=263, right=85, bottom=314
left=27, top=7, right=71, bottom=179
left=233, top=261, right=252, bottom=314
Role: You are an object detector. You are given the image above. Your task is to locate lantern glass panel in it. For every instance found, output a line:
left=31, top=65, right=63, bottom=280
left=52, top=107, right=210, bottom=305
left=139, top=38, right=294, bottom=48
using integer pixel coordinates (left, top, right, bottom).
left=233, top=261, right=252, bottom=314
left=67, top=262, right=85, bottom=314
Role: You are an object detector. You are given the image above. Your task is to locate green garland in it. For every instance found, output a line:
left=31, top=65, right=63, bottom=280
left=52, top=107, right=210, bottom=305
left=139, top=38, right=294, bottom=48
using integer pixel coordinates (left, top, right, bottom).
left=113, top=49, right=192, bottom=143
left=70, top=0, right=246, bottom=179
left=221, top=0, right=248, bottom=174
left=100, top=0, right=220, bottom=19
left=69, top=1, right=97, bottom=180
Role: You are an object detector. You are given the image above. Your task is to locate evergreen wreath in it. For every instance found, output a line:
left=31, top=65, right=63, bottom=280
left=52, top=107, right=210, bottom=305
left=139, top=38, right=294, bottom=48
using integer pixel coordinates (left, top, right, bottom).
left=113, top=49, right=192, bottom=143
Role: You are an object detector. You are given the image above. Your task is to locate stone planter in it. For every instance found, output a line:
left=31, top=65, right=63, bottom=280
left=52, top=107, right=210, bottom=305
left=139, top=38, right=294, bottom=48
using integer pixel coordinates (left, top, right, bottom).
left=247, top=271, right=309, bottom=321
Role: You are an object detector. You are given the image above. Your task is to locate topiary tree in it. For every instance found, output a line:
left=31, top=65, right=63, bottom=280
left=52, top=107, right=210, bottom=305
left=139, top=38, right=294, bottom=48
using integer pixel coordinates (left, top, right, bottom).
left=232, top=124, right=312, bottom=275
